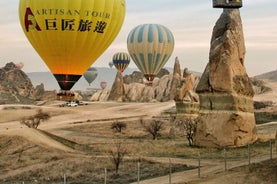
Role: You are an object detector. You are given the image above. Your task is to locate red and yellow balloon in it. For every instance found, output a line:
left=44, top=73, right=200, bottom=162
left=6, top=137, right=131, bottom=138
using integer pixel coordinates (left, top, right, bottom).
left=19, top=0, right=126, bottom=90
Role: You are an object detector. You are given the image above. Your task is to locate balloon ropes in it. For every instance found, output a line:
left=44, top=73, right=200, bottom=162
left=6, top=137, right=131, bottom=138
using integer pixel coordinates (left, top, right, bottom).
left=19, top=0, right=126, bottom=96
left=84, top=67, right=98, bottom=86
left=127, top=24, right=174, bottom=83
left=112, top=52, right=130, bottom=73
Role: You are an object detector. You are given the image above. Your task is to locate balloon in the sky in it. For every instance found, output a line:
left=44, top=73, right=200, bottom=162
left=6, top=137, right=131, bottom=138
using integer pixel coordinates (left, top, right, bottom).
left=127, top=24, right=174, bottom=82
left=19, top=0, right=126, bottom=90
left=108, top=61, right=114, bottom=68
left=112, top=52, right=130, bottom=73
left=84, top=67, right=98, bottom=86
left=100, top=81, right=107, bottom=89
left=15, top=62, right=24, bottom=70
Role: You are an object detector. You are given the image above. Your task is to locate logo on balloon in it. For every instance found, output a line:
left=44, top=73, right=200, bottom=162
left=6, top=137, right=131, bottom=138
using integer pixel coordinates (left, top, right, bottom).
left=24, top=7, right=110, bottom=33
left=24, top=8, right=41, bottom=32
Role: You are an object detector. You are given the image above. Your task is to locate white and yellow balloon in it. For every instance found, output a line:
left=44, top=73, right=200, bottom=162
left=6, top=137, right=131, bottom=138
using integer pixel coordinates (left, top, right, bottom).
left=127, top=24, right=174, bottom=82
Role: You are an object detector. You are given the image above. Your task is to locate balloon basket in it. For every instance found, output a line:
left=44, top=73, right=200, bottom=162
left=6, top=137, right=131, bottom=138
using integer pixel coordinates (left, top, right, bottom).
left=56, top=91, right=75, bottom=101
left=145, top=81, right=153, bottom=86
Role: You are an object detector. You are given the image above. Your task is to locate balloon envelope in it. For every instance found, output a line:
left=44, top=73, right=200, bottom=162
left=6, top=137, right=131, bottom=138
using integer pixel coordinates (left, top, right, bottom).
left=84, top=67, right=98, bottom=85
left=15, top=62, right=24, bottom=70
left=19, top=0, right=126, bottom=90
left=127, top=24, right=174, bottom=82
left=108, top=61, right=114, bottom=68
left=100, top=81, right=107, bottom=89
left=112, top=52, right=130, bottom=73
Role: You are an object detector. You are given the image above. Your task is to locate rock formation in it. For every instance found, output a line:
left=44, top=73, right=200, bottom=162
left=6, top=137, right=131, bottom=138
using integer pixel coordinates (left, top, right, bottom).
left=104, top=58, right=201, bottom=103
left=123, top=74, right=172, bottom=102
left=194, top=9, right=257, bottom=147
left=108, top=71, right=125, bottom=102
left=169, top=57, right=182, bottom=100
left=90, top=89, right=110, bottom=101
left=173, top=58, right=200, bottom=119
left=0, top=62, right=45, bottom=104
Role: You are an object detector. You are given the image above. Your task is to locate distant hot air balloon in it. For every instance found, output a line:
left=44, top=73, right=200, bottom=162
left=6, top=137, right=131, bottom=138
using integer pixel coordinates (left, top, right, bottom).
left=100, top=81, right=107, bottom=89
left=108, top=61, right=114, bottom=68
left=15, top=62, right=24, bottom=70
left=84, top=67, right=98, bottom=86
left=19, top=0, right=126, bottom=91
left=127, top=24, right=174, bottom=82
left=112, top=52, right=130, bottom=73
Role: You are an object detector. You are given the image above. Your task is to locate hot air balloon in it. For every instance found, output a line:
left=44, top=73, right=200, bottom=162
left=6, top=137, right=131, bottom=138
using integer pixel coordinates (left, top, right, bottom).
left=127, top=24, right=174, bottom=82
left=15, top=62, right=24, bottom=70
left=19, top=0, right=126, bottom=92
left=100, top=81, right=107, bottom=89
left=108, top=61, right=114, bottom=68
left=84, top=67, right=98, bottom=86
left=112, top=52, right=130, bottom=73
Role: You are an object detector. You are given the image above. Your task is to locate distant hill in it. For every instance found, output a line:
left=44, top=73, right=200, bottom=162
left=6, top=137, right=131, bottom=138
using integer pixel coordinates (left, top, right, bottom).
left=26, top=67, right=204, bottom=91
left=27, top=67, right=138, bottom=91
left=254, top=69, right=277, bottom=82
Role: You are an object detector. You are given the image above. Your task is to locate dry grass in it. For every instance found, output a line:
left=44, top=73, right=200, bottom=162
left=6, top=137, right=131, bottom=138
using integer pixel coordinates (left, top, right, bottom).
left=0, top=101, right=276, bottom=184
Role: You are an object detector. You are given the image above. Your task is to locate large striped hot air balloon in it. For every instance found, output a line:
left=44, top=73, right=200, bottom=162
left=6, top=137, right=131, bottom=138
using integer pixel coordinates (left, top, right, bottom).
left=19, top=0, right=126, bottom=91
left=127, top=24, right=174, bottom=82
left=112, top=52, right=130, bottom=73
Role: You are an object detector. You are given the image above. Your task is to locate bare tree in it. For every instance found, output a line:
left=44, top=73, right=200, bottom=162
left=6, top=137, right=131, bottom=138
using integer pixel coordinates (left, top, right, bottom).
left=111, top=121, right=127, bottom=133
left=20, top=109, right=50, bottom=129
left=140, top=119, right=165, bottom=140
left=109, top=138, right=128, bottom=174
left=175, top=117, right=199, bottom=146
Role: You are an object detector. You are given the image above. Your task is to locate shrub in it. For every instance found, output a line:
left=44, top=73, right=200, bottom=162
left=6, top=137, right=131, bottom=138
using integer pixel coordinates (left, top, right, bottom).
left=20, top=109, right=50, bottom=128
left=140, top=119, right=165, bottom=140
left=111, top=121, right=127, bottom=133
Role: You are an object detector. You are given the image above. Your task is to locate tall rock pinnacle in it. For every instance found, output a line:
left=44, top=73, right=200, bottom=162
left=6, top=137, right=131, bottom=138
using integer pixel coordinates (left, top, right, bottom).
left=194, top=9, right=257, bottom=147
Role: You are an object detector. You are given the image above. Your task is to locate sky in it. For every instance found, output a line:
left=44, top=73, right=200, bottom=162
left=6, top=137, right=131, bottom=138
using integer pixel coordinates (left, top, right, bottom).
left=0, top=0, right=276, bottom=77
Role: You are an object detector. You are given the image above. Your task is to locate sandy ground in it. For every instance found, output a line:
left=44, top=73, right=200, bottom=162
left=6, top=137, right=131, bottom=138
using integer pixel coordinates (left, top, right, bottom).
left=0, top=101, right=176, bottom=152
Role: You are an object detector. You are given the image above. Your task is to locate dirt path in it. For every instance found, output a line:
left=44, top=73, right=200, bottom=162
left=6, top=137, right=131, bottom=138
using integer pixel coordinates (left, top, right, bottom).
left=130, top=154, right=274, bottom=184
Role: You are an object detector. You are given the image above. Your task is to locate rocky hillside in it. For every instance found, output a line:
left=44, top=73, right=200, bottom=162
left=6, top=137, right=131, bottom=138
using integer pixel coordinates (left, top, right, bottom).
left=254, top=69, right=277, bottom=82
left=251, top=70, right=277, bottom=95
left=0, top=62, right=46, bottom=104
left=91, top=57, right=200, bottom=103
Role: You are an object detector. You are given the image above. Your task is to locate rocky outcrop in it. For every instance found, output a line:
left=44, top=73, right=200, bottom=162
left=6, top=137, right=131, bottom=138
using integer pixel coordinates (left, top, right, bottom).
left=123, top=71, right=144, bottom=84
left=90, top=89, right=110, bottom=101
left=169, top=57, right=182, bottom=100
left=108, top=71, right=125, bottom=102
left=175, top=72, right=200, bottom=117
left=105, top=59, right=200, bottom=103
left=194, top=9, right=257, bottom=147
left=251, top=78, right=272, bottom=95
left=0, top=62, right=46, bottom=104
left=123, top=74, right=172, bottom=102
